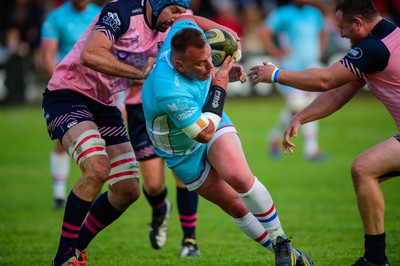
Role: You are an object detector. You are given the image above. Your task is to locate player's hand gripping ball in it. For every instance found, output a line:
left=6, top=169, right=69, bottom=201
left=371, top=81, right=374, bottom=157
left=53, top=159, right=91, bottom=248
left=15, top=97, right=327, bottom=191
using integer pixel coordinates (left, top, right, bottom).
left=205, top=29, right=241, bottom=67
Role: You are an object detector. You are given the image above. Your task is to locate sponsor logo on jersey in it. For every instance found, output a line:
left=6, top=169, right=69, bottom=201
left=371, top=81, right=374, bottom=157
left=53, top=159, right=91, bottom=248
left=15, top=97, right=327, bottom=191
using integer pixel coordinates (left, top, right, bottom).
left=173, top=106, right=198, bottom=121
left=167, top=103, right=178, bottom=112
left=168, top=100, right=198, bottom=121
left=347, top=47, right=363, bottom=59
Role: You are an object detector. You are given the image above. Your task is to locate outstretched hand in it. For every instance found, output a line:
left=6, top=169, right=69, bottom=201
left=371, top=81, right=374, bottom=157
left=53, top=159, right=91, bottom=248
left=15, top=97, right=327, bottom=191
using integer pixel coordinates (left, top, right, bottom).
left=282, top=118, right=302, bottom=155
left=247, top=61, right=278, bottom=86
left=212, top=55, right=235, bottom=89
left=229, top=65, right=247, bottom=83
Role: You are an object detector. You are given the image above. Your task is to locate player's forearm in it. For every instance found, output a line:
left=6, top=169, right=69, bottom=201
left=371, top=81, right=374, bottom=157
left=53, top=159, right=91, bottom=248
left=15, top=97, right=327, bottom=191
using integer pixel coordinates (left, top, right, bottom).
left=192, top=16, right=239, bottom=40
left=296, top=86, right=359, bottom=124
left=192, top=16, right=221, bottom=32
left=80, top=47, right=144, bottom=79
left=41, top=56, right=56, bottom=77
left=81, top=52, right=145, bottom=79
left=295, top=92, right=339, bottom=125
left=80, top=30, right=145, bottom=79
left=278, top=68, right=331, bottom=92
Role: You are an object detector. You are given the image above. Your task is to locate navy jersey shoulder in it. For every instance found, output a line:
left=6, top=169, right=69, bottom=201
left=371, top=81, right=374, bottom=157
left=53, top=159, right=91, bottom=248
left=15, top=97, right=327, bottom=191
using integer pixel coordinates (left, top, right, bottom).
left=95, top=0, right=143, bottom=41
left=341, top=19, right=395, bottom=75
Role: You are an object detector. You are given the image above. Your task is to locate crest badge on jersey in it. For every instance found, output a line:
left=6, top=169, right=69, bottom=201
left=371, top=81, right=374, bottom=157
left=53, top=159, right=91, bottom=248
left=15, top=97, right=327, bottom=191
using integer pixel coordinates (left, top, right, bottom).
left=103, top=12, right=121, bottom=31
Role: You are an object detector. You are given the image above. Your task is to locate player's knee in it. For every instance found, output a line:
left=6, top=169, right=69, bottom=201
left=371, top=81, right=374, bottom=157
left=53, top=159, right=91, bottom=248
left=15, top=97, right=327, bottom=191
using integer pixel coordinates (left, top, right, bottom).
left=228, top=174, right=253, bottom=192
left=144, top=181, right=164, bottom=195
left=82, top=157, right=111, bottom=184
left=110, top=179, right=141, bottom=210
left=351, top=157, right=364, bottom=187
left=124, top=181, right=141, bottom=204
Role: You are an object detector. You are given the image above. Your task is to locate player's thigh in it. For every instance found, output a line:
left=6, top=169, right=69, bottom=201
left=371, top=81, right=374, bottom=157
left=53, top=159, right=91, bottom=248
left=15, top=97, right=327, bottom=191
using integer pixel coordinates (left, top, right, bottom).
left=208, top=133, right=253, bottom=180
left=195, top=168, right=248, bottom=218
left=353, top=136, right=400, bottom=178
left=61, top=120, right=99, bottom=150
left=63, top=121, right=110, bottom=185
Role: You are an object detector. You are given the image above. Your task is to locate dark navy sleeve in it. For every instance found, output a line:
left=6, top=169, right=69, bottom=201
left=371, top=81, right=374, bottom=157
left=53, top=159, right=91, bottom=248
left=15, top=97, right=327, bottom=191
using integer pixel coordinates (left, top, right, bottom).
left=339, top=38, right=390, bottom=80
left=93, top=1, right=135, bottom=42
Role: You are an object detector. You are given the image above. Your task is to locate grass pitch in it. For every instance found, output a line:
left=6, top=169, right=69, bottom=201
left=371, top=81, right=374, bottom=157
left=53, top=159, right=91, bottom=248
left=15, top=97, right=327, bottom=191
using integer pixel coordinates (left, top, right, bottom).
left=0, top=92, right=399, bottom=265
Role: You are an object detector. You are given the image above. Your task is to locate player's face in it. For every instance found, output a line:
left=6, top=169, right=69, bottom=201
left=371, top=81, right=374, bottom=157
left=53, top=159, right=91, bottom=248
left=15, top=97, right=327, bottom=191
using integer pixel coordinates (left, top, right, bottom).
left=181, top=44, right=214, bottom=81
left=156, top=6, right=187, bottom=32
left=71, top=0, right=90, bottom=11
left=335, top=10, right=364, bottom=48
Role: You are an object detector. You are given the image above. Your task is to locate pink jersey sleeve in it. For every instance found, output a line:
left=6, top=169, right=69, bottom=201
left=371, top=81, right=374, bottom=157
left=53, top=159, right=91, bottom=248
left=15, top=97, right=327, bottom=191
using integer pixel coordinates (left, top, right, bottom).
left=48, top=13, right=167, bottom=106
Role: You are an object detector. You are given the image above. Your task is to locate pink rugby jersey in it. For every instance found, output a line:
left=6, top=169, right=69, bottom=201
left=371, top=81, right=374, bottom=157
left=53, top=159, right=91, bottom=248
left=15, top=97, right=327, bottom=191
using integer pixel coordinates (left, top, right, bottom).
left=124, top=8, right=193, bottom=105
left=47, top=0, right=167, bottom=106
left=340, top=19, right=400, bottom=130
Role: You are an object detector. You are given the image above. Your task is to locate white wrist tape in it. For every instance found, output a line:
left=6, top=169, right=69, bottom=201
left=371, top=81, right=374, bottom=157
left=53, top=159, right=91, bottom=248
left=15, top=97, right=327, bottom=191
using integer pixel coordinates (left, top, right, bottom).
left=267, top=62, right=280, bottom=83
left=204, top=112, right=221, bottom=130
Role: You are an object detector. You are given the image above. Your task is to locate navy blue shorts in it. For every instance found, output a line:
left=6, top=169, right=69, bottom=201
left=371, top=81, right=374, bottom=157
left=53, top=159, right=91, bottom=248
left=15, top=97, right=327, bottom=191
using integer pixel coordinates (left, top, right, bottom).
left=126, top=104, right=158, bottom=161
left=42, top=88, right=129, bottom=146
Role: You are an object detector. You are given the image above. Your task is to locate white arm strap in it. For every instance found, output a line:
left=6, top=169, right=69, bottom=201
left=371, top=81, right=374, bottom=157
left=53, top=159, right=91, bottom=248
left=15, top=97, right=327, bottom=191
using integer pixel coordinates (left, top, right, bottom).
left=181, top=114, right=210, bottom=139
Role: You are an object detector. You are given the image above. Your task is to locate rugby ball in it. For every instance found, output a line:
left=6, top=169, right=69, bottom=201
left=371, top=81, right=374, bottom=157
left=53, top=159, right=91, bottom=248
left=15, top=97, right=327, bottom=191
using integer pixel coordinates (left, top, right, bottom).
left=205, top=29, right=240, bottom=67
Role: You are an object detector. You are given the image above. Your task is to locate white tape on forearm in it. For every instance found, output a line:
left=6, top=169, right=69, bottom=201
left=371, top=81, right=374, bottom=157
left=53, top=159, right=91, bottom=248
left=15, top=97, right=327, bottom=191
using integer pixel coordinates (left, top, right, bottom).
left=204, top=112, right=221, bottom=131
left=182, top=114, right=210, bottom=138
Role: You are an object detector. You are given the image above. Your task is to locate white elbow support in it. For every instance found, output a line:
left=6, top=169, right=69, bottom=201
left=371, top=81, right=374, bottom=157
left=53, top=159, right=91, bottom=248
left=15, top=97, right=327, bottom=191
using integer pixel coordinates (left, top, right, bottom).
left=182, top=114, right=210, bottom=139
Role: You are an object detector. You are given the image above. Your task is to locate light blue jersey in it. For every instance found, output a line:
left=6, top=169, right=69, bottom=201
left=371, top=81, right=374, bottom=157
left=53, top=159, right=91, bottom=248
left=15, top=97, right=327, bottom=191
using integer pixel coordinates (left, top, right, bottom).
left=41, top=1, right=101, bottom=61
left=142, top=20, right=235, bottom=188
left=266, top=3, right=324, bottom=70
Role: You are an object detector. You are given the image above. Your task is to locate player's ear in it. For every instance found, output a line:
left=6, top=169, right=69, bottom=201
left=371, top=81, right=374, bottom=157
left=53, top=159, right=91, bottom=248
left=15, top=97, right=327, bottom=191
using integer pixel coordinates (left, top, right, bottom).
left=354, top=17, right=363, bottom=30
left=172, top=59, right=184, bottom=72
